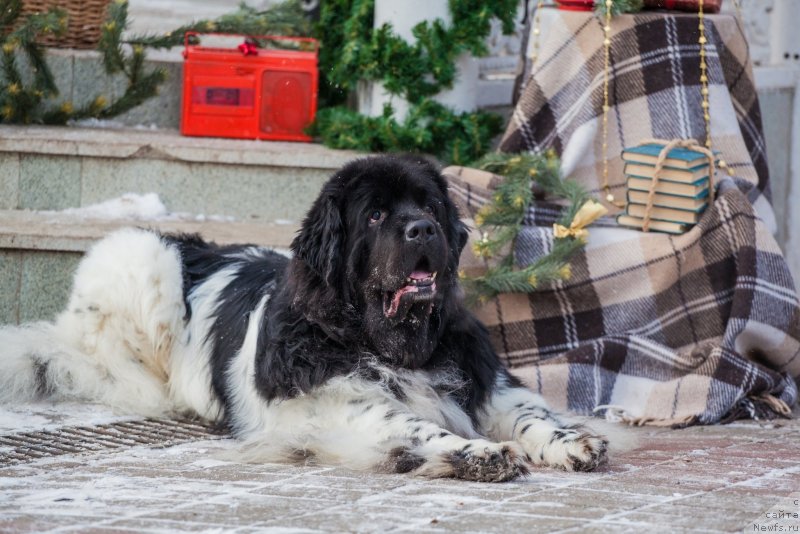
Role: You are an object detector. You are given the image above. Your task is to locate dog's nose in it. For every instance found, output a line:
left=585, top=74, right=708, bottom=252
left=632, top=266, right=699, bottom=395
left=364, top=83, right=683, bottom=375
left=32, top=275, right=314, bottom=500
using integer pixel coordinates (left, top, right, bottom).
left=405, top=219, right=436, bottom=244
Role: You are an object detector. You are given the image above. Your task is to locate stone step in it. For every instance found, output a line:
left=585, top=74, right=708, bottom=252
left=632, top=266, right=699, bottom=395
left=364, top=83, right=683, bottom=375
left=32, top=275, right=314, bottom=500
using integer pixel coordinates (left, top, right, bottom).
left=0, top=208, right=300, bottom=325
left=0, top=124, right=362, bottom=222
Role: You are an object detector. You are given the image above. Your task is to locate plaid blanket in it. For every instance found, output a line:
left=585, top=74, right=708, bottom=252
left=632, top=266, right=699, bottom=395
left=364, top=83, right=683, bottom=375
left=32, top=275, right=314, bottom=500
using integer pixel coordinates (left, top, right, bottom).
left=505, top=7, right=775, bottom=226
left=443, top=8, right=799, bottom=425
left=447, top=167, right=799, bottom=426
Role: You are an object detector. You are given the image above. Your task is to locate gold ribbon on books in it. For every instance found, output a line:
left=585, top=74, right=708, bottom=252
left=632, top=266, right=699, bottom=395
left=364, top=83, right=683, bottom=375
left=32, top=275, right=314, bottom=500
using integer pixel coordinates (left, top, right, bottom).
left=637, top=138, right=716, bottom=233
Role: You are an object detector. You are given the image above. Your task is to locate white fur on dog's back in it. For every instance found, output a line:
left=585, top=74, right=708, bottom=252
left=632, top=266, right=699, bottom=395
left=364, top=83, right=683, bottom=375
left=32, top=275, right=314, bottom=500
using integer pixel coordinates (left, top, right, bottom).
left=167, top=266, right=240, bottom=420
left=0, top=228, right=185, bottom=416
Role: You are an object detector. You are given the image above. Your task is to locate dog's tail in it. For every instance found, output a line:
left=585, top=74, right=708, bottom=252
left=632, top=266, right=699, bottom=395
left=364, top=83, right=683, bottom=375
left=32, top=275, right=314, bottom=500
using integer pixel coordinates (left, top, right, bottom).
left=2, top=321, right=107, bottom=402
left=0, top=228, right=186, bottom=416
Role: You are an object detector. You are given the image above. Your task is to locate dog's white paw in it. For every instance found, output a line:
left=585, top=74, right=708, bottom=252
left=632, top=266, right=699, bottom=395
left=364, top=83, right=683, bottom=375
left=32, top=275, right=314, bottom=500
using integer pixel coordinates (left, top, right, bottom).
left=417, top=439, right=530, bottom=482
left=519, top=428, right=608, bottom=472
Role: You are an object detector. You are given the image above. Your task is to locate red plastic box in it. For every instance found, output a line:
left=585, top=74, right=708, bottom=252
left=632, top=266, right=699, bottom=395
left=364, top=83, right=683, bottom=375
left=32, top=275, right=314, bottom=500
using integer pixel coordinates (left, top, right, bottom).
left=181, top=33, right=319, bottom=142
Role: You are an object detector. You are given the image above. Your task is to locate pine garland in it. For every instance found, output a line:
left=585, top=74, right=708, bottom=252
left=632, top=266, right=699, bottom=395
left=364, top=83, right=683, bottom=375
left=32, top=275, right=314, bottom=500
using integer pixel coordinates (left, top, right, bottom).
left=0, top=0, right=306, bottom=125
left=311, top=100, right=502, bottom=166
left=0, top=0, right=164, bottom=124
left=93, top=0, right=167, bottom=121
left=596, top=0, right=644, bottom=16
left=317, top=0, right=516, bottom=105
left=313, top=0, right=518, bottom=164
left=461, top=152, right=605, bottom=303
left=125, top=2, right=310, bottom=49
left=0, top=1, right=69, bottom=123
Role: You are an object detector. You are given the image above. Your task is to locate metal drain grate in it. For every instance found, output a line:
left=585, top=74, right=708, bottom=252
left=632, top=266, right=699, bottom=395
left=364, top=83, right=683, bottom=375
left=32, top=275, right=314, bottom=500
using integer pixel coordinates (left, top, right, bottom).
left=0, top=418, right=229, bottom=467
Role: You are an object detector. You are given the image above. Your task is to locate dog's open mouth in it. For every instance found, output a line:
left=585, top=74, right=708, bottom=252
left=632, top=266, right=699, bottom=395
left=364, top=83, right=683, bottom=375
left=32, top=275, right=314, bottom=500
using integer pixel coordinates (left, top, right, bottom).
left=383, top=271, right=437, bottom=318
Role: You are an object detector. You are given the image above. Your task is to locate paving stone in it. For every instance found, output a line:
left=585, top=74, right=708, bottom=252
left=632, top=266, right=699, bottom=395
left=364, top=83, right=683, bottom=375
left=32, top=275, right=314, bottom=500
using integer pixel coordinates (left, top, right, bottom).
left=496, top=487, right=663, bottom=520
left=619, top=507, right=756, bottom=531
left=417, top=511, right=584, bottom=533
left=1, top=394, right=799, bottom=533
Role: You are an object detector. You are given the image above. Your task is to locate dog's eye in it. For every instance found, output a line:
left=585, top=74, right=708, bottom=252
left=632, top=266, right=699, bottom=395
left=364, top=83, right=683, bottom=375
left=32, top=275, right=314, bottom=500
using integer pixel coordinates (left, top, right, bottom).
left=368, top=210, right=384, bottom=223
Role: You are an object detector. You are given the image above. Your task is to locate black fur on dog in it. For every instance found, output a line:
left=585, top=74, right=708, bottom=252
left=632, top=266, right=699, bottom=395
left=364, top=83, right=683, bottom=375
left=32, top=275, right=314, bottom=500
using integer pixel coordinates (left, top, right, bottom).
left=1, top=154, right=610, bottom=480
left=168, top=155, right=512, bottom=421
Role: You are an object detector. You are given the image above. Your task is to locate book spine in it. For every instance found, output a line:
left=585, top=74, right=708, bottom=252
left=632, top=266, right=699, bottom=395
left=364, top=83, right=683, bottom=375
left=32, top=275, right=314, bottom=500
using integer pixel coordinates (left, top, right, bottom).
left=627, top=204, right=704, bottom=223
left=627, top=193, right=705, bottom=211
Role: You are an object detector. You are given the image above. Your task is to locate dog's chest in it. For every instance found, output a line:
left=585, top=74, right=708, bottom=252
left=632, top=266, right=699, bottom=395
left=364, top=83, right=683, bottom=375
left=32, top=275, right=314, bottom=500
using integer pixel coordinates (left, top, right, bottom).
left=391, top=370, right=478, bottom=439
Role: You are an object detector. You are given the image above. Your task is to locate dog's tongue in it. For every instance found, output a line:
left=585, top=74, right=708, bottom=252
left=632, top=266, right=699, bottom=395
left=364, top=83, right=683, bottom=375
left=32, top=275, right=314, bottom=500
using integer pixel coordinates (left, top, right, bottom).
left=384, top=271, right=435, bottom=318
left=386, top=285, right=419, bottom=317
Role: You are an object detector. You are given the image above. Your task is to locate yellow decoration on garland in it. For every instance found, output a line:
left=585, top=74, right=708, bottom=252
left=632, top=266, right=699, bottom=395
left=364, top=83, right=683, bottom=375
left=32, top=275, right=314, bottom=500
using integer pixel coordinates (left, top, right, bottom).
left=553, top=200, right=609, bottom=241
left=461, top=153, right=604, bottom=304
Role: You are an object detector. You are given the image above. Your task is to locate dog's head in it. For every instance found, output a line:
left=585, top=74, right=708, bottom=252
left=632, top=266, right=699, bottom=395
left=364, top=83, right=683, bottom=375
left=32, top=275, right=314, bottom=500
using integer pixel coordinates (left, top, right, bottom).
left=289, top=155, right=468, bottom=366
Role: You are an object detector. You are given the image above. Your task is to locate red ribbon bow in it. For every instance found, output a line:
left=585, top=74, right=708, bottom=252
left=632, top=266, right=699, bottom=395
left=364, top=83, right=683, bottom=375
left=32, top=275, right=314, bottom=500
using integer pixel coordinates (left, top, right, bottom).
left=238, top=40, right=258, bottom=56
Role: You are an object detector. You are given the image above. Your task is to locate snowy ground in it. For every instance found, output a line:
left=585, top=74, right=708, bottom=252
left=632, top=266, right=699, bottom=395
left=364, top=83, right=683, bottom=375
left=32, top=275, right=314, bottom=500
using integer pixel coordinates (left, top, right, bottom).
left=1, top=402, right=799, bottom=533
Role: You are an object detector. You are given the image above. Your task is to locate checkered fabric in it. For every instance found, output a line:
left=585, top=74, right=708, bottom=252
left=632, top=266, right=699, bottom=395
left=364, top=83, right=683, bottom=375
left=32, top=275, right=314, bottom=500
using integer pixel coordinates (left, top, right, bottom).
left=447, top=166, right=799, bottom=426
left=505, top=7, right=773, bottom=219
left=440, top=8, right=799, bottom=425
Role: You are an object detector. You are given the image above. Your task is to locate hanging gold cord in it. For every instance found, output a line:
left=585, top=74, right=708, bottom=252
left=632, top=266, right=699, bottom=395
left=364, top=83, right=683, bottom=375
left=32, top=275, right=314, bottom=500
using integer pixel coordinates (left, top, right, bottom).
left=699, top=0, right=711, bottom=148
left=698, top=0, right=735, bottom=175
left=529, top=1, right=545, bottom=68
left=600, top=0, right=624, bottom=207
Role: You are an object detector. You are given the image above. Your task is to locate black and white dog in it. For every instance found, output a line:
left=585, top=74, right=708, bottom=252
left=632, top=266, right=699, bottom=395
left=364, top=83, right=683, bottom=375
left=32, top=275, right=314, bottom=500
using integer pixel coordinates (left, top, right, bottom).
left=0, top=156, right=608, bottom=481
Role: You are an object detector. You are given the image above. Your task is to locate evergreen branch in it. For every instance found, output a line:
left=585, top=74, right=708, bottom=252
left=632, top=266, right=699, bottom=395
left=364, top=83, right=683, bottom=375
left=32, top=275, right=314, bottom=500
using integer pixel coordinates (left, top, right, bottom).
left=311, top=100, right=502, bottom=165
left=125, top=0, right=310, bottom=49
left=316, top=0, right=517, bottom=105
left=22, top=41, right=56, bottom=95
left=596, top=0, right=644, bottom=16
left=463, top=152, right=604, bottom=304
left=0, top=0, right=22, bottom=31
left=0, top=4, right=66, bottom=123
left=97, top=0, right=128, bottom=75
left=1, top=46, right=20, bottom=87
left=99, top=67, right=166, bottom=118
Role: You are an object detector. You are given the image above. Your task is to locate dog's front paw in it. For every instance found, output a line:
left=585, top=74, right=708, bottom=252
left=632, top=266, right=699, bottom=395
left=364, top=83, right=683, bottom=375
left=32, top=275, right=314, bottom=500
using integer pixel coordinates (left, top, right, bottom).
left=519, top=428, right=608, bottom=472
left=418, top=439, right=529, bottom=482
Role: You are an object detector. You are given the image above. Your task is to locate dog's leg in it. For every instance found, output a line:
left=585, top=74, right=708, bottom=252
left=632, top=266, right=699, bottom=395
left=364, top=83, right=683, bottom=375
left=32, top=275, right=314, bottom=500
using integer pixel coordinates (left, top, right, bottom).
left=347, top=395, right=534, bottom=482
left=477, top=373, right=608, bottom=472
left=388, top=413, right=531, bottom=482
left=247, top=384, right=530, bottom=482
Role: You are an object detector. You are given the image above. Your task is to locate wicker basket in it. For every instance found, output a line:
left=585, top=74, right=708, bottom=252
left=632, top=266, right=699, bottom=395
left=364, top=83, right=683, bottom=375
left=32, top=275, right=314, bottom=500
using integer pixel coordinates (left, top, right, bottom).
left=19, top=0, right=112, bottom=49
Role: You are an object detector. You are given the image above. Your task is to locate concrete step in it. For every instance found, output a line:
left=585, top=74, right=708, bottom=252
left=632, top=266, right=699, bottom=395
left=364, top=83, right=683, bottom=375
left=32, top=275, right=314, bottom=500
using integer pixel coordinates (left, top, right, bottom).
left=0, top=208, right=300, bottom=325
left=0, top=125, right=363, bottom=222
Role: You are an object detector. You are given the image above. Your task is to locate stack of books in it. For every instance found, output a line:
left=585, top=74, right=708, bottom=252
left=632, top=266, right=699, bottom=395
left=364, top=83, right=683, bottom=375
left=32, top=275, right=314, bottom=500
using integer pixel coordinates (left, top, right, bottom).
left=616, top=143, right=712, bottom=234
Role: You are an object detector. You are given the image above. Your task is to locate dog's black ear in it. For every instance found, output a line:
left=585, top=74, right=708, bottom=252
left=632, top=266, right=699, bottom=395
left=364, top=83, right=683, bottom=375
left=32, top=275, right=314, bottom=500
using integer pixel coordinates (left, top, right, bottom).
left=455, top=220, right=469, bottom=255
left=291, top=183, right=344, bottom=286
left=436, top=177, right=470, bottom=274
left=446, top=210, right=469, bottom=275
